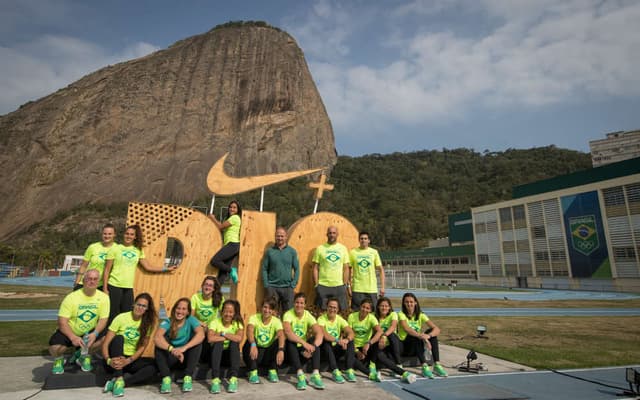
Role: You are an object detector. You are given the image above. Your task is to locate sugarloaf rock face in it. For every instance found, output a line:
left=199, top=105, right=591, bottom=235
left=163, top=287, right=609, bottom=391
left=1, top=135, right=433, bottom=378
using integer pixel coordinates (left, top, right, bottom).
left=0, top=23, right=337, bottom=240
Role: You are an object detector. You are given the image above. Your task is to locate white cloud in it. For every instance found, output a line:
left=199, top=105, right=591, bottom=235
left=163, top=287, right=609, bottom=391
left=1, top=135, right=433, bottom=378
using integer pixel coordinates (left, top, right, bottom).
left=0, top=35, right=159, bottom=114
left=303, top=0, right=640, bottom=141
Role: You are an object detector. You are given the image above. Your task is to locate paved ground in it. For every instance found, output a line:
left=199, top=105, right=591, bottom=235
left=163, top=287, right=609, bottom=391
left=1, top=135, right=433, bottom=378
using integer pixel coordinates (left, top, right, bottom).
left=0, top=344, right=534, bottom=400
left=0, top=345, right=637, bottom=400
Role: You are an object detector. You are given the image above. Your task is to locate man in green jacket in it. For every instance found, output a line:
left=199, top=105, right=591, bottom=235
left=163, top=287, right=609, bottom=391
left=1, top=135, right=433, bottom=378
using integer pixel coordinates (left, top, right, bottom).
left=261, top=227, right=300, bottom=315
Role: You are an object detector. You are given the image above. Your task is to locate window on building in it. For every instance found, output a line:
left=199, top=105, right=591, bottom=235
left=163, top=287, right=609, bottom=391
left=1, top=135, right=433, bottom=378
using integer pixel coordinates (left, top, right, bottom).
left=535, top=251, right=549, bottom=261
left=603, top=186, right=625, bottom=206
left=550, top=250, right=566, bottom=260
left=475, top=222, right=486, bottom=233
left=513, top=205, right=526, bottom=221
left=478, top=254, right=489, bottom=264
left=613, top=247, right=636, bottom=261
left=532, top=226, right=546, bottom=238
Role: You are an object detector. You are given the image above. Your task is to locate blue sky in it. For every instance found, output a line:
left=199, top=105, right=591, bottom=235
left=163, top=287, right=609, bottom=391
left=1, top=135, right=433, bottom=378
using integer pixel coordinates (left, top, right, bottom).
left=1, top=0, right=639, bottom=156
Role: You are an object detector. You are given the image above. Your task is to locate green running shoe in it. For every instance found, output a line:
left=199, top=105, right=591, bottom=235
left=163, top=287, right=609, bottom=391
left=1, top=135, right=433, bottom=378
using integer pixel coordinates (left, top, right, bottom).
left=296, top=374, right=307, bottom=390
left=77, top=355, right=92, bottom=372
left=227, top=376, right=238, bottom=393
left=160, top=376, right=172, bottom=393
left=332, top=369, right=345, bottom=384
left=402, top=371, right=417, bottom=384
left=52, top=357, right=64, bottom=375
left=230, top=267, right=239, bottom=284
left=248, top=369, right=260, bottom=384
left=67, top=349, right=81, bottom=365
left=267, top=369, right=279, bottom=383
left=210, top=377, right=221, bottom=394
left=182, top=375, right=193, bottom=392
left=368, top=368, right=381, bottom=382
left=310, top=373, right=325, bottom=389
left=103, top=378, right=115, bottom=393
left=433, top=363, right=448, bottom=377
left=422, top=364, right=434, bottom=379
left=345, top=368, right=357, bottom=382
left=112, top=378, right=125, bottom=397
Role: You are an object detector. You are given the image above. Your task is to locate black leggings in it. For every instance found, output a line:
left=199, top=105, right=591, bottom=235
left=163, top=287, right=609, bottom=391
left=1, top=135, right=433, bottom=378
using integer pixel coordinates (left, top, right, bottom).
left=107, top=285, right=133, bottom=325
left=242, top=341, right=279, bottom=371
left=400, top=334, right=441, bottom=363
left=321, top=340, right=355, bottom=371
left=353, top=344, right=378, bottom=375
left=285, top=340, right=320, bottom=371
left=210, top=341, right=241, bottom=379
left=106, top=335, right=157, bottom=384
left=381, top=333, right=403, bottom=365
left=154, top=343, right=203, bottom=378
left=210, top=242, right=239, bottom=283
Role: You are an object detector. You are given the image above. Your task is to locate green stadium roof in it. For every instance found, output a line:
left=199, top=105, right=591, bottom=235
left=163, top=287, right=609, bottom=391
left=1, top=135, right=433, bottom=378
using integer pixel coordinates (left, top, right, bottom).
left=381, top=244, right=475, bottom=259
left=512, top=156, right=640, bottom=199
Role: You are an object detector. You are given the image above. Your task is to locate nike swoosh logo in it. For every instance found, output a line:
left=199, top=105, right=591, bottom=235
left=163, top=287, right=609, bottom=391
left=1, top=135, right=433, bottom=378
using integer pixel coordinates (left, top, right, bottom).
left=207, top=153, right=324, bottom=195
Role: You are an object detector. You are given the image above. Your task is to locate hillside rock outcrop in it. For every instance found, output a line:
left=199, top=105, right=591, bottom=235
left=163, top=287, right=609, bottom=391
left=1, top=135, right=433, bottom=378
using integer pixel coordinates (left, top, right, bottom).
left=0, top=23, right=337, bottom=240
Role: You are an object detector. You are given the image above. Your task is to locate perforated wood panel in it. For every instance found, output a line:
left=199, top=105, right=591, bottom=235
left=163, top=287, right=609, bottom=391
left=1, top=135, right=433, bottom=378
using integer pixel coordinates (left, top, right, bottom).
left=287, top=212, right=359, bottom=306
left=127, top=202, right=221, bottom=357
left=127, top=203, right=195, bottom=247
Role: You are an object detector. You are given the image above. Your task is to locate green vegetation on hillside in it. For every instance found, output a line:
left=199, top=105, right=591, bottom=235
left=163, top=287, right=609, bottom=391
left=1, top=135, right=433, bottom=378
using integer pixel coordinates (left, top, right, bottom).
left=0, top=146, right=591, bottom=268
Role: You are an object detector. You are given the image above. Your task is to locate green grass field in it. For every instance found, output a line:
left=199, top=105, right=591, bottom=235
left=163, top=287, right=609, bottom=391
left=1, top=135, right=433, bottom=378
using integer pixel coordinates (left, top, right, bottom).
left=1, top=284, right=639, bottom=368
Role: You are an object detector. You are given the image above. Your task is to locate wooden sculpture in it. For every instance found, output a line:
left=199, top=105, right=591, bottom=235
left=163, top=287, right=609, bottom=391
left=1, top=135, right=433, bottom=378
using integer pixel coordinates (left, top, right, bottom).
left=131, top=154, right=359, bottom=356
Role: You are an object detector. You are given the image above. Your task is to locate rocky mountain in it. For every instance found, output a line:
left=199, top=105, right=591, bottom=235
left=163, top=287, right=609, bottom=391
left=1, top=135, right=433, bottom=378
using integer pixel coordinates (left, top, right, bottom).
left=0, top=22, right=337, bottom=240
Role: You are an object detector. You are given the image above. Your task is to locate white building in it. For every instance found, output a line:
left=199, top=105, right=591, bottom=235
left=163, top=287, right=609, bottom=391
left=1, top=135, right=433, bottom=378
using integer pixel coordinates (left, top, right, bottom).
left=590, top=129, right=640, bottom=167
left=472, top=157, right=640, bottom=292
left=62, top=255, right=84, bottom=272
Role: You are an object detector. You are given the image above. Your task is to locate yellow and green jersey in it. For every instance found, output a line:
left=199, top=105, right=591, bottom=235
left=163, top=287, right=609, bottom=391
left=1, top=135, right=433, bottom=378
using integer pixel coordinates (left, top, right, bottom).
left=317, top=313, right=348, bottom=346
left=378, top=311, right=398, bottom=333
left=349, top=247, right=382, bottom=293
left=208, top=318, right=243, bottom=349
left=223, top=214, right=241, bottom=244
left=108, top=311, right=144, bottom=356
left=248, top=313, right=283, bottom=348
left=283, top=309, right=317, bottom=346
left=58, top=288, right=110, bottom=336
left=312, top=243, right=349, bottom=287
left=191, top=292, right=224, bottom=325
left=83, top=241, right=115, bottom=286
left=397, top=312, right=430, bottom=340
left=347, top=312, right=379, bottom=348
left=106, top=244, right=144, bottom=288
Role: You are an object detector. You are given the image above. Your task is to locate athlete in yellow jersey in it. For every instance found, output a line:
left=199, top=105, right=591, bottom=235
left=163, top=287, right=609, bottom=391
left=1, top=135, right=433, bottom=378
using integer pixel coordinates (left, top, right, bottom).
left=312, top=226, right=350, bottom=310
left=242, top=297, right=285, bottom=384
left=49, top=269, right=110, bottom=375
left=282, top=293, right=324, bottom=390
left=209, top=200, right=242, bottom=284
left=73, top=223, right=116, bottom=290
left=348, top=231, right=385, bottom=311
